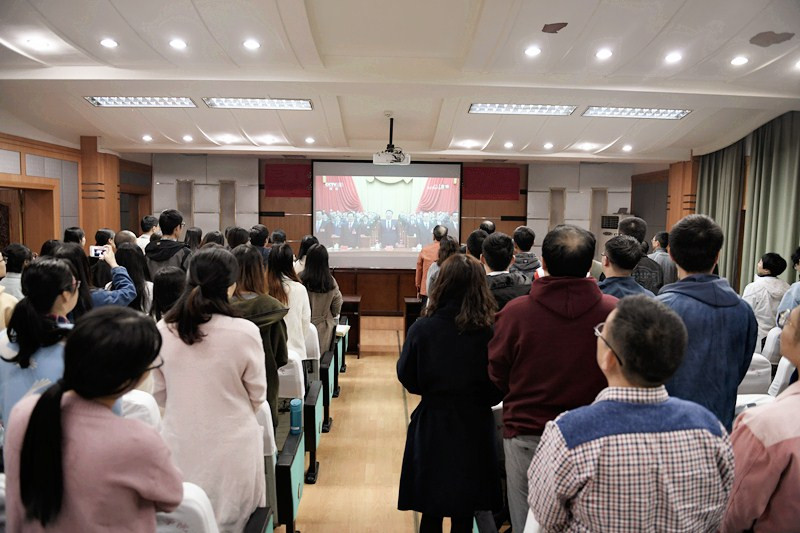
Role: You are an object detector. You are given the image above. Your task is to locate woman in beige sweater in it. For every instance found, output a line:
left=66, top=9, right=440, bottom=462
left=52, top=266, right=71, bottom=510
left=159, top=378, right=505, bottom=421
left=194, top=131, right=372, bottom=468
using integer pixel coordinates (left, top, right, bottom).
left=300, top=244, right=343, bottom=353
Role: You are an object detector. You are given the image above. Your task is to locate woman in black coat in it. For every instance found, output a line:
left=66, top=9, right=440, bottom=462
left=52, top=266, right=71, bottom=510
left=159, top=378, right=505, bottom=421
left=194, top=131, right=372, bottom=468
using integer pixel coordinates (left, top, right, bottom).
left=398, top=254, right=504, bottom=533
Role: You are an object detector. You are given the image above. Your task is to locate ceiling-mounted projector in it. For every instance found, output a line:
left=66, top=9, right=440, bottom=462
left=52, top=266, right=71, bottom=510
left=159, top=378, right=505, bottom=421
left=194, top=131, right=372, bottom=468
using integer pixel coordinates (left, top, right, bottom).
left=373, top=115, right=410, bottom=165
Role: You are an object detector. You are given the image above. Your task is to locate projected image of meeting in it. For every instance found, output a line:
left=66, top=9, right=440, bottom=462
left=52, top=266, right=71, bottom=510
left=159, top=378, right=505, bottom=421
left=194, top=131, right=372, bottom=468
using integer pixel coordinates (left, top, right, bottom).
left=312, top=162, right=461, bottom=269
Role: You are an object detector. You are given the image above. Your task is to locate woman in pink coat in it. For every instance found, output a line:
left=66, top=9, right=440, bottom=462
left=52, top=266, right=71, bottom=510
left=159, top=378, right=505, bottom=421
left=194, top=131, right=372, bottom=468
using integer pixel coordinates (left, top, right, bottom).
left=155, top=246, right=267, bottom=533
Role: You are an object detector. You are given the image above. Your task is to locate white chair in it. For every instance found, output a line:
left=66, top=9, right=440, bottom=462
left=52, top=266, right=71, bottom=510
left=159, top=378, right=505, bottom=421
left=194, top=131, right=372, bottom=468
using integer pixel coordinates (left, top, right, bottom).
left=304, top=323, right=322, bottom=381
left=491, top=402, right=504, bottom=463
left=523, top=507, right=542, bottom=533
left=255, top=403, right=279, bottom=523
left=737, top=354, right=772, bottom=394
left=769, top=357, right=797, bottom=397
left=157, top=482, right=219, bottom=533
left=734, top=394, right=776, bottom=416
left=0, top=472, right=6, bottom=531
left=278, top=349, right=305, bottom=400
left=121, top=389, right=162, bottom=430
left=761, top=327, right=782, bottom=364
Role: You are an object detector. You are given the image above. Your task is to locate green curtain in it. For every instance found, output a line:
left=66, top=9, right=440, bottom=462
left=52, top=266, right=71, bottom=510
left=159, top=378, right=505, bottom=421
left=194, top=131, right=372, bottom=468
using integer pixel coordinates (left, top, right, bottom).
left=696, top=138, right=746, bottom=285
left=741, top=111, right=800, bottom=292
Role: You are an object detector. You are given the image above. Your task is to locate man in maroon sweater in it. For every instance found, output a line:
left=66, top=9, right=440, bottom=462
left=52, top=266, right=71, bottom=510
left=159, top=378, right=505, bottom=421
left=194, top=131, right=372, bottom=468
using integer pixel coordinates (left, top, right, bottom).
left=488, top=224, right=618, bottom=531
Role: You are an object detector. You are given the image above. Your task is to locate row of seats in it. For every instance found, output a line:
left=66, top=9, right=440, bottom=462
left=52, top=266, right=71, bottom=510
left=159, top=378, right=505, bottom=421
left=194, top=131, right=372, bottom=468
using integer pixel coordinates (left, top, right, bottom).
left=734, top=326, right=797, bottom=416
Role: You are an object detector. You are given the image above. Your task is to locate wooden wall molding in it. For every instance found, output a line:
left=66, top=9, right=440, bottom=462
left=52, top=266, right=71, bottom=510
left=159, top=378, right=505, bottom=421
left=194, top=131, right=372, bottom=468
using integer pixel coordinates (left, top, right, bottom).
left=0, top=132, right=80, bottom=161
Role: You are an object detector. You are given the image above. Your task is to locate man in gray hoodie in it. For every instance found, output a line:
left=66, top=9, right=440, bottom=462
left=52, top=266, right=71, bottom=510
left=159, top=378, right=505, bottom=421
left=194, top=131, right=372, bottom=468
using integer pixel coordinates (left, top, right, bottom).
left=509, top=226, right=541, bottom=281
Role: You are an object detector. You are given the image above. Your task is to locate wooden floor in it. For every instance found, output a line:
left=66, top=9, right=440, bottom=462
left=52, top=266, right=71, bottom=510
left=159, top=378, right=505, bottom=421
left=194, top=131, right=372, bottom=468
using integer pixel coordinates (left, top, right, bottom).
left=276, top=316, right=420, bottom=533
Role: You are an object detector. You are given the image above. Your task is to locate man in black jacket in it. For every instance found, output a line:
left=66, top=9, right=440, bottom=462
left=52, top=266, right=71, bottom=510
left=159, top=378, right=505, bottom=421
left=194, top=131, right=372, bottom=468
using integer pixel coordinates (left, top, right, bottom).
left=482, top=232, right=531, bottom=311
left=618, top=217, right=663, bottom=294
left=145, top=209, right=192, bottom=278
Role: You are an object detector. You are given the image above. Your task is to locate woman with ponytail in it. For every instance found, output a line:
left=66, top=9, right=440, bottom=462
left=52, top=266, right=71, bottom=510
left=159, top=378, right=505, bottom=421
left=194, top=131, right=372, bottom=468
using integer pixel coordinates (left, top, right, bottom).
left=0, top=259, right=78, bottom=426
left=3, top=306, right=183, bottom=531
left=157, top=246, right=267, bottom=533
left=267, top=243, right=311, bottom=360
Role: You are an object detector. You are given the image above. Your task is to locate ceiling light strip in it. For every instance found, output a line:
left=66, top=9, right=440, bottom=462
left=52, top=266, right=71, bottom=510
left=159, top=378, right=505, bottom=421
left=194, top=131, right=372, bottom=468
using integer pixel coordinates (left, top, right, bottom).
left=469, top=103, right=576, bottom=116
left=202, top=97, right=312, bottom=110
left=583, top=106, right=691, bottom=120
left=85, top=96, right=196, bottom=108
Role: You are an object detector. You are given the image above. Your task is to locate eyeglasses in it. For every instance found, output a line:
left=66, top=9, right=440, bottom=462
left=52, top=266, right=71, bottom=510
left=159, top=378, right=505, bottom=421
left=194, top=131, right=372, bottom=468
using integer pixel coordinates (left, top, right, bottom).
left=145, top=355, right=164, bottom=372
left=594, top=322, right=624, bottom=367
left=778, top=309, right=793, bottom=329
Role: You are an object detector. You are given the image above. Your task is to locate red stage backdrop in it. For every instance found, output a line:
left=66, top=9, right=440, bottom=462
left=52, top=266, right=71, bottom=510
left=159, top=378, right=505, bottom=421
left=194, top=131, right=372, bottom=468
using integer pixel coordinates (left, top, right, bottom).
left=462, top=167, right=519, bottom=200
left=263, top=163, right=312, bottom=197
left=314, top=176, right=364, bottom=212
left=416, top=177, right=460, bottom=212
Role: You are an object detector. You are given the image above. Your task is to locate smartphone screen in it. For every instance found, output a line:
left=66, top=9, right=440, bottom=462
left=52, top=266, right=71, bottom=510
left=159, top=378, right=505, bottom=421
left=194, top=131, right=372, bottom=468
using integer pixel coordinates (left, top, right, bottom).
left=89, top=246, right=104, bottom=258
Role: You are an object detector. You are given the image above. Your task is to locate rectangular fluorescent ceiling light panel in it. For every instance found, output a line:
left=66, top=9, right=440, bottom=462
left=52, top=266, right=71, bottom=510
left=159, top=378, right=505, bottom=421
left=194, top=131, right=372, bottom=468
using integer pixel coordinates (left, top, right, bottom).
left=202, top=97, right=313, bottom=110
left=84, top=96, right=196, bottom=108
left=583, top=106, right=691, bottom=120
left=469, top=103, right=576, bottom=116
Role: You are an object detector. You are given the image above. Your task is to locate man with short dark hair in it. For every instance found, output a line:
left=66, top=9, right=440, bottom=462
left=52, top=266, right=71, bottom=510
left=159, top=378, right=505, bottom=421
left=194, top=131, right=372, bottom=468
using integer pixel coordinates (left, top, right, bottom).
left=658, top=214, right=757, bottom=430
left=379, top=209, right=399, bottom=248
left=414, top=224, right=447, bottom=301
left=137, top=215, right=159, bottom=252
left=0, top=244, right=32, bottom=300
left=63, top=226, right=86, bottom=246
left=145, top=209, right=192, bottom=278
left=114, top=230, right=137, bottom=248
left=722, top=305, right=800, bottom=531
left=481, top=232, right=530, bottom=310
left=528, top=296, right=734, bottom=532
left=509, top=226, right=541, bottom=281
left=618, top=217, right=663, bottom=293
left=742, top=252, right=790, bottom=346
left=466, top=229, right=488, bottom=259
left=598, top=235, right=655, bottom=298
left=250, top=224, right=270, bottom=265
left=649, top=230, right=677, bottom=285
left=270, top=229, right=287, bottom=245
left=489, top=224, right=617, bottom=531
left=479, top=220, right=495, bottom=235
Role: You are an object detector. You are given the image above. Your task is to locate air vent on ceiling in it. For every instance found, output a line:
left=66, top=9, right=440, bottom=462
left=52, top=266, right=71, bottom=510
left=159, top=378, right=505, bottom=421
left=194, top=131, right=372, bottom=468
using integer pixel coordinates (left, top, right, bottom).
left=282, top=154, right=307, bottom=160
left=542, top=22, right=568, bottom=34
left=750, top=31, right=794, bottom=47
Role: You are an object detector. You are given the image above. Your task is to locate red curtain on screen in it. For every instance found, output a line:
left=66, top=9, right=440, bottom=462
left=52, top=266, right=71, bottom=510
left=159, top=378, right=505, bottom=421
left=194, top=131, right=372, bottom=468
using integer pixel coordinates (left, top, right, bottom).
left=263, top=163, right=312, bottom=197
left=416, top=178, right=460, bottom=212
left=462, top=167, right=520, bottom=200
left=315, top=176, right=364, bottom=212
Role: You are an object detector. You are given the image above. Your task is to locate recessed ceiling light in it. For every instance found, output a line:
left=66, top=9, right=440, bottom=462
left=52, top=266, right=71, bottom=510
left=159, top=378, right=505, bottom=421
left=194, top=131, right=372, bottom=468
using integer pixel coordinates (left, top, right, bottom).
left=243, top=39, right=261, bottom=50
left=202, top=97, right=312, bottom=110
left=305, top=137, right=315, bottom=144
left=731, top=56, right=748, bottom=66
left=583, top=106, right=691, bottom=120
left=622, top=144, right=633, bottom=152
left=260, top=135, right=279, bottom=145
left=469, top=103, right=576, bottom=116
left=218, top=134, right=237, bottom=144
left=596, top=48, right=613, bottom=60
left=182, top=135, right=193, bottom=142
left=504, top=141, right=514, bottom=149
left=580, top=143, right=595, bottom=151
left=84, top=96, right=196, bottom=108
left=142, top=135, right=153, bottom=142
left=543, top=142, right=554, bottom=150
left=100, top=38, right=118, bottom=49
left=665, top=52, right=682, bottom=63
left=169, top=38, right=187, bottom=50
left=796, top=59, right=800, bottom=69
left=457, top=140, right=482, bottom=149
left=524, top=46, right=541, bottom=57
left=25, top=38, right=51, bottom=51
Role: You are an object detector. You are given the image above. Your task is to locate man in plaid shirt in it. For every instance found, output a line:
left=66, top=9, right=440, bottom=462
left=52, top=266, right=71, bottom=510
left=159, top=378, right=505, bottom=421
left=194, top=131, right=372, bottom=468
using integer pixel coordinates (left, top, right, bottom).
left=527, top=295, right=734, bottom=532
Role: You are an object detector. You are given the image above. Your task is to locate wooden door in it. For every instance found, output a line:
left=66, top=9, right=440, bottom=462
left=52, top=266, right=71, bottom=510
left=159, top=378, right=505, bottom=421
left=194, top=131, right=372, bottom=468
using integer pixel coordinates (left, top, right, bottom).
left=0, top=188, right=23, bottom=248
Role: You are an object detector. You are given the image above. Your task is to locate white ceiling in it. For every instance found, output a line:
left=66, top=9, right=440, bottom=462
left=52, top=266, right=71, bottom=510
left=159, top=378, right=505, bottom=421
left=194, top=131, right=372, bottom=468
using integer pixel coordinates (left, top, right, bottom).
left=0, top=0, right=799, bottom=163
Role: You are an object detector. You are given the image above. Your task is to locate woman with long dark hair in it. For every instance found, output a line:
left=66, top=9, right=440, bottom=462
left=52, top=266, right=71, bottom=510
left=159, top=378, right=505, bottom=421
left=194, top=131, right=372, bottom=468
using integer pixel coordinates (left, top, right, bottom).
left=0, top=259, right=78, bottom=426
left=293, top=234, right=318, bottom=276
left=53, top=243, right=136, bottom=320
left=3, top=306, right=183, bottom=530
left=151, top=266, right=186, bottom=322
left=301, top=244, right=342, bottom=352
left=183, top=226, right=203, bottom=252
left=398, top=254, right=502, bottom=532
left=200, top=230, right=225, bottom=248
left=425, top=235, right=460, bottom=296
left=105, top=243, right=153, bottom=314
left=157, top=246, right=267, bottom=532
left=230, top=244, right=289, bottom=422
left=267, top=243, right=311, bottom=360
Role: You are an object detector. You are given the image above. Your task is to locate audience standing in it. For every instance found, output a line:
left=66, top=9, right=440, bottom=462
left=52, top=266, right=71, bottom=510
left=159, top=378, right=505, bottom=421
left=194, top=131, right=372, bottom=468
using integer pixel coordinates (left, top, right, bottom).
left=267, top=243, right=312, bottom=362
left=151, top=266, right=186, bottom=322
left=415, top=225, right=448, bottom=303
left=528, top=296, right=734, bottom=531
left=0, top=251, right=17, bottom=329
left=649, top=231, right=678, bottom=285
left=466, top=229, right=488, bottom=259
left=227, top=226, right=250, bottom=250
left=136, top=215, right=159, bottom=252
left=4, top=307, right=183, bottom=531
left=183, top=226, right=203, bottom=252
left=114, top=230, right=137, bottom=248
left=249, top=224, right=270, bottom=265
left=488, top=225, right=617, bottom=530
left=156, top=246, right=267, bottom=532
left=62, top=227, right=85, bottom=247
left=481, top=232, right=531, bottom=311
left=200, top=230, right=225, bottom=248
left=479, top=220, right=496, bottom=235
left=0, top=259, right=77, bottom=426
left=270, top=229, right=287, bottom=246
left=598, top=235, right=655, bottom=299
left=721, top=305, right=800, bottom=531
left=39, top=239, right=61, bottom=258
left=108, top=243, right=153, bottom=314
left=230, top=244, right=289, bottom=423
left=742, top=252, right=790, bottom=347
left=618, top=217, right=664, bottom=293
left=508, top=226, right=541, bottom=281
left=0, top=244, right=32, bottom=300
left=657, top=214, right=757, bottom=430
left=425, top=235, right=459, bottom=295
left=398, top=254, right=503, bottom=533
left=294, top=234, right=318, bottom=275
left=145, top=209, right=192, bottom=278
left=301, top=244, right=343, bottom=353
left=776, top=246, right=800, bottom=317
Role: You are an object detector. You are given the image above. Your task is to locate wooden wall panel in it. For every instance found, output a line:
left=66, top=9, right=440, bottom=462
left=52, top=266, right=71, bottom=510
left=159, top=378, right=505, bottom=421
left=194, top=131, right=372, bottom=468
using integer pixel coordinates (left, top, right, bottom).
left=332, top=269, right=417, bottom=315
left=0, top=189, right=23, bottom=243
left=666, top=160, right=698, bottom=229
left=23, top=188, right=59, bottom=249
